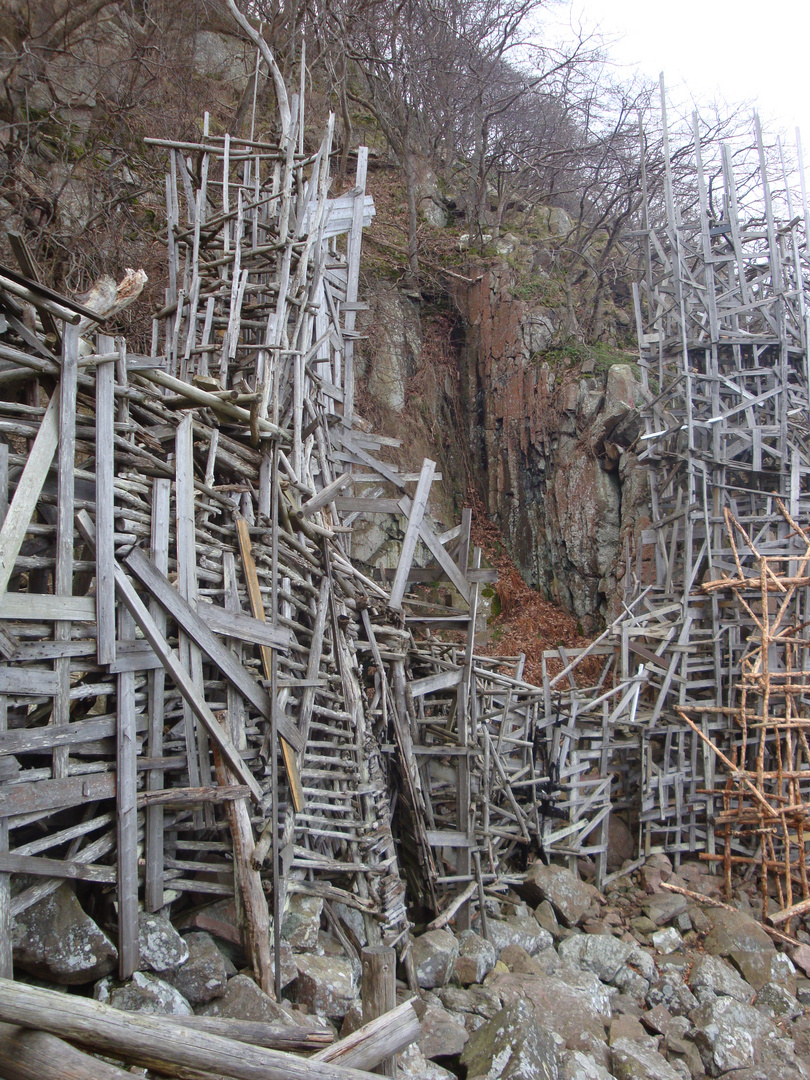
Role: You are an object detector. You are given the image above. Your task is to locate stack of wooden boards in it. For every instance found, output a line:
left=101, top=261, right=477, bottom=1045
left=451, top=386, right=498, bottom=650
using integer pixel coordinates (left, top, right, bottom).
left=0, top=92, right=629, bottom=1017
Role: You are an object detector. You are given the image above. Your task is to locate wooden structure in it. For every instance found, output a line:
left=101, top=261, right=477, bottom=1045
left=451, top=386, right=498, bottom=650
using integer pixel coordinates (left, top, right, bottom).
left=0, top=68, right=625, bottom=1007
left=548, top=83, right=810, bottom=917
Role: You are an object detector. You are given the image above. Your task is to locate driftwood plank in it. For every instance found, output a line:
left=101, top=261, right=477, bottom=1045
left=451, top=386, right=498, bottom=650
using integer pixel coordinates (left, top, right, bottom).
left=313, top=998, right=422, bottom=1072
left=94, top=337, right=116, bottom=665
left=0, top=1021, right=134, bottom=1080
left=123, top=546, right=302, bottom=752
left=78, top=508, right=263, bottom=802
left=116, top=605, right=139, bottom=978
left=235, top=514, right=304, bottom=811
left=212, top=729, right=273, bottom=995
left=0, top=773, right=116, bottom=818
left=388, top=458, right=435, bottom=612
left=145, top=475, right=170, bottom=912
left=0, top=854, right=117, bottom=883
left=0, top=979, right=381, bottom=1080
left=0, top=386, right=60, bottom=598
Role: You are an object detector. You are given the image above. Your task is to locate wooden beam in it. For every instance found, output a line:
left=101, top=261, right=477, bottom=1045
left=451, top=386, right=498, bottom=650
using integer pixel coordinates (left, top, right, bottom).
left=235, top=514, right=304, bottom=812
left=123, top=546, right=302, bottom=752
left=0, top=387, right=60, bottom=598
left=0, top=979, right=381, bottom=1080
left=388, top=458, right=435, bottom=612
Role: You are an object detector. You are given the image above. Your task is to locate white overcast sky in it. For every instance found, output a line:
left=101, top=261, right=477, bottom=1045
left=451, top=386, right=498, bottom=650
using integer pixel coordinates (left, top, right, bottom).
left=556, top=0, right=809, bottom=151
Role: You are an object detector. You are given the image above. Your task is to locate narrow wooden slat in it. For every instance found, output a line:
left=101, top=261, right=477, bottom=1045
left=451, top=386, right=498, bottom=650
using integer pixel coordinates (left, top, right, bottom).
left=235, top=514, right=304, bottom=811
left=0, top=385, right=60, bottom=598
left=94, top=336, right=116, bottom=665
left=388, top=458, right=435, bottom=612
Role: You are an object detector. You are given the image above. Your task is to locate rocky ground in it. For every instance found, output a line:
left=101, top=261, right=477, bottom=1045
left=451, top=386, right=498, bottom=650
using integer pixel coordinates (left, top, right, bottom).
left=11, top=853, right=810, bottom=1079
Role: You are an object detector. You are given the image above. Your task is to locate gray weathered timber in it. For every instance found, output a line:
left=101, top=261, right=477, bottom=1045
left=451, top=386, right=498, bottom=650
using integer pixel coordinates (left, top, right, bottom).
left=0, top=980, right=381, bottom=1080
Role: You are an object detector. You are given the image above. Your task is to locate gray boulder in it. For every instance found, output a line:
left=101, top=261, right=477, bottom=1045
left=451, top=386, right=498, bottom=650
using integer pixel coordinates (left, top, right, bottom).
left=561, top=1050, right=614, bottom=1080
left=486, top=972, right=609, bottom=1059
left=731, top=948, right=796, bottom=993
left=417, top=1001, right=469, bottom=1059
left=412, top=929, right=459, bottom=989
left=688, top=953, right=752, bottom=1003
left=95, top=970, right=191, bottom=1015
left=611, top=1036, right=684, bottom=1080
left=642, top=893, right=687, bottom=927
left=399, top=1043, right=456, bottom=1079
left=754, top=980, right=802, bottom=1020
left=165, top=932, right=228, bottom=1004
left=12, top=883, right=117, bottom=985
left=198, top=972, right=325, bottom=1031
left=281, top=895, right=323, bottom=951
left=559, top=932, right=633, bottom=984
left=460, top=998, right=560, bottom=1080
left=293, top=954, right=360, bottom=1019
left=518, top=863, right=597, bottom=927
left=138, top=911, right=189, bottom=972
left=703, top=908, right=774, bottom=957
left=486, top=915, right=554, bottom=957
left=455, top=930, right=497, bottom=985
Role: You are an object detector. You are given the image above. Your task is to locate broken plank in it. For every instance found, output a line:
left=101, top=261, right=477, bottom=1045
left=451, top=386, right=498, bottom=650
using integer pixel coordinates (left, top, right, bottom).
left=0, top=853, right=117, bottom=883
left=0, top=772, right=116, bottom=818
left=388, top=458, right=435, bottom=612
left=123, top=546, right=302, bottom=752
left=0, top=387, right=60, bottom=598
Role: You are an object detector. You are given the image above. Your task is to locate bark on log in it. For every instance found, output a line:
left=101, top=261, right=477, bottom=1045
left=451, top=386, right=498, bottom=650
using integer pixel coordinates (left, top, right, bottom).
left=0, top=1022, right=133, bottom=1080
left=0, top=979, right=380, bottom=1080
left=312, top=998, right=423, bottom=1072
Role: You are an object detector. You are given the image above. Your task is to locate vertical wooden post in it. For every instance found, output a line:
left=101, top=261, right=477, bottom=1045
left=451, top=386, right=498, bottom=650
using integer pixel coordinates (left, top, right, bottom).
left=95, top=336, right=116, bottom=666
left=117, top=604, right=139, bottom=978
left=145, top=477, right=170, bottom=912
left=52, top=323, right=79, bottom=780
left=361, top=946, right=397, bottom=1077
left=0, top=443, right=10, bottom=978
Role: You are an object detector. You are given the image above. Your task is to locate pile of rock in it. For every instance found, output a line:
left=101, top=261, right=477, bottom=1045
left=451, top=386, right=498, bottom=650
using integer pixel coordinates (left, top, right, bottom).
left=10, top=854, right=810, bottom=1080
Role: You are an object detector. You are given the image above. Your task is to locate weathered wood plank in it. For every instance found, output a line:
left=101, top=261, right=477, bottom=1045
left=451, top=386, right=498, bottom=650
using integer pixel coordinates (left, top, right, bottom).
left=0, top=979, right=381, bottom=1080
left=0, top=386, right=60, bottom=598
left=94, top=337, right=116, bottom=665
left=0, top=772, right=116, bottom=818
left=123, top=546, right=302, bottom=752
left=388, top=458, right=435, bottom=612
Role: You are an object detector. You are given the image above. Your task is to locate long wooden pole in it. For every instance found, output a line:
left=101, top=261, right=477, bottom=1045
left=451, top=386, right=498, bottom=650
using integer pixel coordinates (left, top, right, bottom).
left=0, top=979, right=380, bottom=1080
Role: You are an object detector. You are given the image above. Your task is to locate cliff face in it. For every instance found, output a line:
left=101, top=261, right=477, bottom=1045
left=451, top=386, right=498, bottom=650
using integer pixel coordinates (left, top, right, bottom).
left=355, top=265, right=651, bottom=631
left=455, top=269, right=652, bottom=631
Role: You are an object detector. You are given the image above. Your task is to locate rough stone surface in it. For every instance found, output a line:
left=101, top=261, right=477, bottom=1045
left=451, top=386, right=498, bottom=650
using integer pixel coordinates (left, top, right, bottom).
left=138, top=911, right=189, bottom=972
left=642, top=894, right=687, bottom=927
left=687, top=953, right=752, bottom=1003
left=754, top=980, right=802, bottom=1019
left=561, top=1050, right=614, bottom=1080
left=95, top=971, right=192, bottom=1015
left=399, top=1043, right=456, bottom=1079
left=731, top=948, right=796, bottom=993
left=281, top=894, right=323, bottom=951
left=12, top=883, right=117, bottom=985
left=418, top=1002, right=469, bottom=1059
left=486, top=972, right=608, bottom=1056
left=610, top=1036, right=685, bottom=1080
left=559, top=932, right=633, bottom=984
left=165, top=932, right=228, bottom=1004
left=412, top=929, right=460, bottom=989
left=455, top=930, right=498, bottom=985
left=293, top=954, right=360, bottom=1019
left=198, top=972, right=314, bottom=1028
left=518, top=864, right=596, bottom=926
left=486, top=915, right=554, bottom=957
left=703, top=908, right=775, bottom=956
left=651, top=927, right=682, bottom=955
left=460, top=998, right=560, bottom=1080
left=501, top=942, right=559, bottom=976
